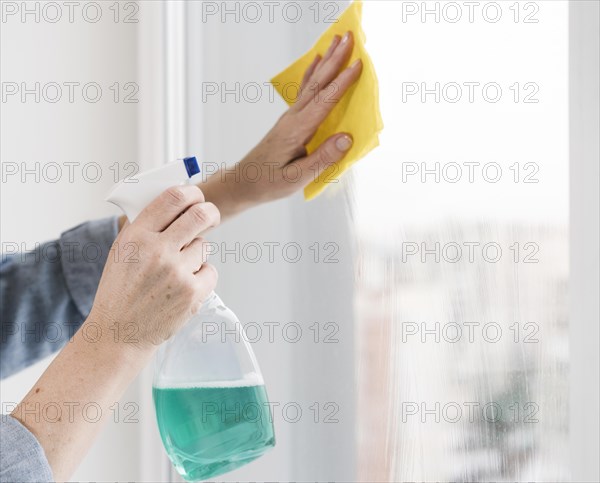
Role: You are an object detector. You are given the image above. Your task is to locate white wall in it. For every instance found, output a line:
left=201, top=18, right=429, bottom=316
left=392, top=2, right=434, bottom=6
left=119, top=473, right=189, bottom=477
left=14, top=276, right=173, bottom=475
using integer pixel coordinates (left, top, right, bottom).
left=0, top=2, right=145, bottom=480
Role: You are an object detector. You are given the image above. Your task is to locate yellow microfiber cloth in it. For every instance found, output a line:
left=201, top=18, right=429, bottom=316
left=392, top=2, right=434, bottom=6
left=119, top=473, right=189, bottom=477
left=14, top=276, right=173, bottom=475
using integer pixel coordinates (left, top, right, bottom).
left=271, top=0, right=383, bottom=200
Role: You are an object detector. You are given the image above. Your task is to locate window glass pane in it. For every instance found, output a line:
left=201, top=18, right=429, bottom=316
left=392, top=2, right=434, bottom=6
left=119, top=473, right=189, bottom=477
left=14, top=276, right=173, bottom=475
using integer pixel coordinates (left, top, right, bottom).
left=352, top=2, right=569, bottom=481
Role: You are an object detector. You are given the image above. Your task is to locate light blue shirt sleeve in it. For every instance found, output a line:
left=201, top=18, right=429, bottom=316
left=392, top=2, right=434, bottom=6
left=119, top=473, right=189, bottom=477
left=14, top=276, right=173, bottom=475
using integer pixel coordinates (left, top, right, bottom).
left=0, top=217, right=119, bottom=483
left=0, top=416, right=54, bottom=483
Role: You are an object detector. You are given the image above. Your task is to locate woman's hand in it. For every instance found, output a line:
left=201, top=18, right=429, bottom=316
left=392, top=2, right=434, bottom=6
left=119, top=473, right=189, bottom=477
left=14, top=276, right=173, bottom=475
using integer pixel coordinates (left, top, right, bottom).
left=202, top=31, right=363, bottom=219
left=12, top=185, right=220, bottom=481
left=93, top=185, right=220, bottom=347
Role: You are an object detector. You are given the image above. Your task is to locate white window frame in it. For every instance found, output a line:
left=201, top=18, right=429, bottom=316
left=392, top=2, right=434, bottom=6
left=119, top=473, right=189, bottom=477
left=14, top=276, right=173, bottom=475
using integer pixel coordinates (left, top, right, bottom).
left=569, top=2, right=600, bottom=482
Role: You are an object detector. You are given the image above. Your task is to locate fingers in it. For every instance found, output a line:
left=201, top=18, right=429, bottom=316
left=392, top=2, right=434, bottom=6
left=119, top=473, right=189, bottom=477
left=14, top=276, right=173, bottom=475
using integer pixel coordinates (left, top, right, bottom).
left=301, top=54, right=322, bottom=90
left=321, top=34, right=341, bottom=63
left=181, top=237, right=210, bottom=272
left=295, top=59, right=363, bottom=142
left=299, top=36, right=341, bottom=91
left=294, top=31, right=355, bottom=111
left=163, top=202, right=221, bottom=248
left=135, top=185, right=205, bottom=232
left=295, top=133, right=353, bottom=186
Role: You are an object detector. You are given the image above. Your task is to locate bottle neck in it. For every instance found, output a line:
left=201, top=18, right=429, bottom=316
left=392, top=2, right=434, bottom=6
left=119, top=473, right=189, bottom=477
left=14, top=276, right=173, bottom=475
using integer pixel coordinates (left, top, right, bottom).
left=202, top=291, right=220, bottom=307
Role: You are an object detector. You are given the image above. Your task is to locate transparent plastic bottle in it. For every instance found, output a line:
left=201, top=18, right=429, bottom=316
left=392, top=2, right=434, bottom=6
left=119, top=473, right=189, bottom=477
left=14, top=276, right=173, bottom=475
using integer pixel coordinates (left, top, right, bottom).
left=152, top=292, right=276, bottom=481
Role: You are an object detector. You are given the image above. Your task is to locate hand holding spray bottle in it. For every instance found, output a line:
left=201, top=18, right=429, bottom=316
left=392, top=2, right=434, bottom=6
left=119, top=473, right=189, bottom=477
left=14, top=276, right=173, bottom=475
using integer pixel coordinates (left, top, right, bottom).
left=106, top=158, right=275, bottom=481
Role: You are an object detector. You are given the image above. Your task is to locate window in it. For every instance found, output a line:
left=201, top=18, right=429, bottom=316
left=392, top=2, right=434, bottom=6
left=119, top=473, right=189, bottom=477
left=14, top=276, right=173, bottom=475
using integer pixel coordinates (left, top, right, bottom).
left=352, top=2, right=569, bottom=480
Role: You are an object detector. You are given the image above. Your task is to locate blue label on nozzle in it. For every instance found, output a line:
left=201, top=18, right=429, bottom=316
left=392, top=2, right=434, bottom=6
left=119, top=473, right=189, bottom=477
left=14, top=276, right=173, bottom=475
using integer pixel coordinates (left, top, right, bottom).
left=184, top=157, right=200, bottom=178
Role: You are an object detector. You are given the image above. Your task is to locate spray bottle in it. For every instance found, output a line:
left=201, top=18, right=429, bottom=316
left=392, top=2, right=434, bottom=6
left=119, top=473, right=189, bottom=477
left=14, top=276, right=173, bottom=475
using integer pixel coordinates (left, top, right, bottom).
left=106, top=158, right=275, bottom=481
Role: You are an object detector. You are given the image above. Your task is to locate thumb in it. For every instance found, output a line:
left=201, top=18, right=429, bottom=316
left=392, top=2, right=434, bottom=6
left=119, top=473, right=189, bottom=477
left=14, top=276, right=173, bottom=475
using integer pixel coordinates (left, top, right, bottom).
left=296, top=133, right=353, bottom=186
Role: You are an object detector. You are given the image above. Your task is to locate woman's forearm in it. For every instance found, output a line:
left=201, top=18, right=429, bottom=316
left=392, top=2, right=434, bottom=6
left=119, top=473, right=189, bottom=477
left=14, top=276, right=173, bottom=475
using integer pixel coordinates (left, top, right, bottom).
left=11, top=314, right=155, bottom=481
left=200, top=171, right=257, bottom=222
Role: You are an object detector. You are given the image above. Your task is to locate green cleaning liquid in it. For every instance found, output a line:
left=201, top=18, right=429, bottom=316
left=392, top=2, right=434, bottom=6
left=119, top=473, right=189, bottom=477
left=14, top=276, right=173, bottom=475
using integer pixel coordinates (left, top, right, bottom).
left=153, top=383, right=275, bottom=481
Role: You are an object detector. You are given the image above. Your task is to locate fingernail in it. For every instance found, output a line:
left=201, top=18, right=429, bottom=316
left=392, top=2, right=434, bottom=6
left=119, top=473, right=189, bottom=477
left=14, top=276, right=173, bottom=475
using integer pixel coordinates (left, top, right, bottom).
left=341, top=31, right=352, bottom=44
left=351, top=58, right=362, bottom=69
left=336, top=135, right=353, bottom=151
